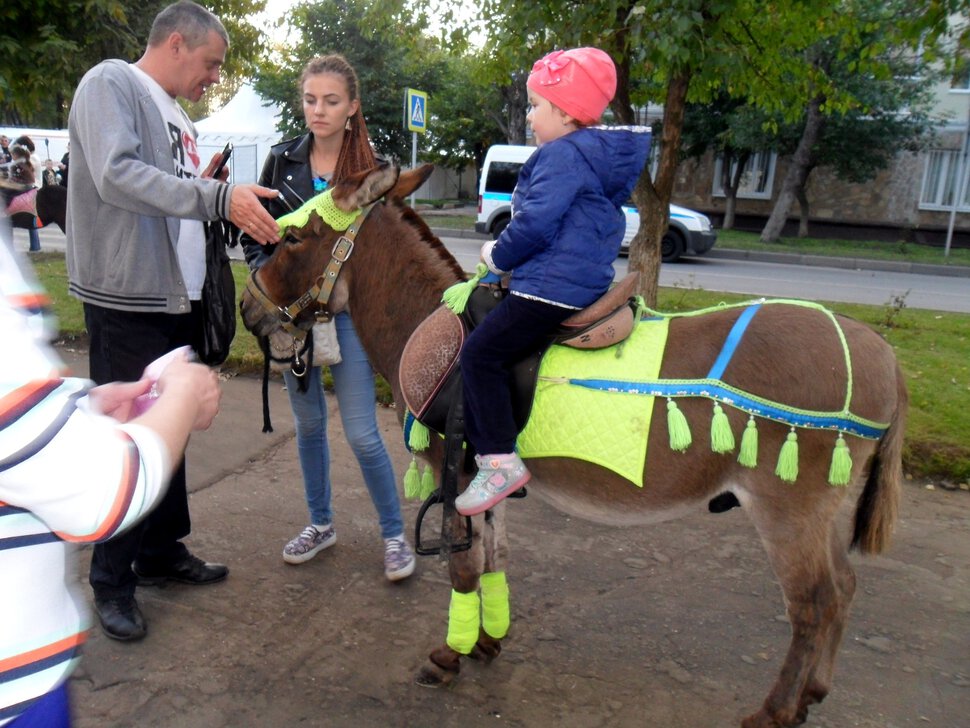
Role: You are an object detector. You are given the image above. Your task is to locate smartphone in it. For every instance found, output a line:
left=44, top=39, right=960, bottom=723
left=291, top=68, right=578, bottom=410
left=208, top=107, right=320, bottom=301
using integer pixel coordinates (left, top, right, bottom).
left=211, top=142, right=233, bottom=178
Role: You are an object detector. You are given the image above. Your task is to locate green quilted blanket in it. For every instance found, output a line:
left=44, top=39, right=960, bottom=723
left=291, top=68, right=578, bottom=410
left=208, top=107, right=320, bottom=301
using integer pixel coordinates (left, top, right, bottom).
left=516, top=317, right=669, bottom=486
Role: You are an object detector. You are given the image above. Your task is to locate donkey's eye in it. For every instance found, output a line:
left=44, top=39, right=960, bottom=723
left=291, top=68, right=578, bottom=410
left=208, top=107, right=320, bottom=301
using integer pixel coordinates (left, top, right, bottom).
left=283, top=234, right=301, bottom=245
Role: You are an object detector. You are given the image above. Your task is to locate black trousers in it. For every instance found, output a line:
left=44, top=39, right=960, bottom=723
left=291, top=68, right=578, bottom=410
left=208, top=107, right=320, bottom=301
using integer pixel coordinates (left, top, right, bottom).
left=460, top=293, right=573, bottom=455
left=84, top=302, right=202, bottom=600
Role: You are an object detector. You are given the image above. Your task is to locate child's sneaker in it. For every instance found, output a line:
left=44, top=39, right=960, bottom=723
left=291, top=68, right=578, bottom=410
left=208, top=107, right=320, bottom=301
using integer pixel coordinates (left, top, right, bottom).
left=455, top=453, right=530, bottom=516
left=282, top=524, right=336, bottom=564
left=383, top=535, right=416, bottom=581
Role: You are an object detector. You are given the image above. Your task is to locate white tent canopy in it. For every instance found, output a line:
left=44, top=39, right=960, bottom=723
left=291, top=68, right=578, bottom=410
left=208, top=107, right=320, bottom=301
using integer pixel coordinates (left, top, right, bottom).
left=195, top=83, right=285, bottom=184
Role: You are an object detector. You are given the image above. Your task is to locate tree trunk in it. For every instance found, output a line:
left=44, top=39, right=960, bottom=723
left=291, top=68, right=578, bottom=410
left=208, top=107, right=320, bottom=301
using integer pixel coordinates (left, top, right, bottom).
left=796, top=184, right=811, bottom=237
left=629, top=72, right=691, bottom=307
left=760, top=96, right=824, bottom=243
left=503, top=72, right=528, bottom=145
left=721, top=150, right=750, bottom=230
left=608, top=11, right=635, bottom=125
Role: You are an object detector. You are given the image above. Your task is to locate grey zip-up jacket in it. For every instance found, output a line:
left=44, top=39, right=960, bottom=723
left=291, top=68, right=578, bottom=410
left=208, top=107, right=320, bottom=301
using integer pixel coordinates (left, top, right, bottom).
left=66, top=59, right=233, bottom=313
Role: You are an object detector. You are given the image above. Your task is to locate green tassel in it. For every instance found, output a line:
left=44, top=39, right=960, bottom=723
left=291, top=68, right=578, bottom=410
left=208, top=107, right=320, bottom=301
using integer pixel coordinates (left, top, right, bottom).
left=403, top=458, right=421, bottom=499
left=828, top=434, right=853, bottom=486
left=775, top=429, right=799, bottom=482
left=666, top=399, right=692, bottom=452
left=442, top=263, right=488, bottom=314
left=710, top=403, right=735, bottom=453
left=419, top=464, right=436, bottom=499
left=738, top=416, right=758, bottom=468
left=408, top=419, right=430, bottom=452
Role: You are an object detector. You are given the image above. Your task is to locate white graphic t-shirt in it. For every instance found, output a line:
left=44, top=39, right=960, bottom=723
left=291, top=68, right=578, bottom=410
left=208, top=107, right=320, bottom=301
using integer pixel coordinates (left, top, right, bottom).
left=129, top=64, right=206, bottom=300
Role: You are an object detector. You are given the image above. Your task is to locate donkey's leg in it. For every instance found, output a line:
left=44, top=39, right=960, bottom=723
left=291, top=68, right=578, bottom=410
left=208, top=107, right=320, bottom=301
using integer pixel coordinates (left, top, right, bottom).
left=798, top=527, right=857, bottom=716
left=741, top=488, right=848, bottom=728
left=471, top=505, right=510, bottom=663
left=416, top=512, right=487, bottom=688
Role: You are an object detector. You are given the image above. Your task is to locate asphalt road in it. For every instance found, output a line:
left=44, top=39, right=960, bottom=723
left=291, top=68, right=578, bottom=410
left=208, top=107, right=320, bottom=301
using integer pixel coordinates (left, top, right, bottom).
left=18, top=223, right=968, bottom=314
left=438, top=233, right=970, bottom=314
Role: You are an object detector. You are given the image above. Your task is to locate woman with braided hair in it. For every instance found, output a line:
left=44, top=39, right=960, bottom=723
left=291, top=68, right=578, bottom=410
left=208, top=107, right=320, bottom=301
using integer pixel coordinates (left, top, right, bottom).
left=241, top=54, right=415, bottom=581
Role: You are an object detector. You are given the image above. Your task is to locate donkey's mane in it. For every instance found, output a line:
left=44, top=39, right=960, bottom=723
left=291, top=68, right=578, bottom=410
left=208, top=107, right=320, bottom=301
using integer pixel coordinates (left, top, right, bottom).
left=391, top=198, right=467, bottom=281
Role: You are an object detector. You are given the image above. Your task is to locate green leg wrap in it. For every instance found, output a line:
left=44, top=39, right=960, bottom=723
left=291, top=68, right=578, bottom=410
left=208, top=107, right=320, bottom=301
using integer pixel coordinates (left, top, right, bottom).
left=446, top=589, right=480, bottom=655
left=480, top=571, right=510, bottom=639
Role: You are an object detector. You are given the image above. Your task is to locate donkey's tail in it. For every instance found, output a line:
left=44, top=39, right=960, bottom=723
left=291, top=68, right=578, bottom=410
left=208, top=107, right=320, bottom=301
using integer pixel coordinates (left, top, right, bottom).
left=851, top=363, right=908, bottom=554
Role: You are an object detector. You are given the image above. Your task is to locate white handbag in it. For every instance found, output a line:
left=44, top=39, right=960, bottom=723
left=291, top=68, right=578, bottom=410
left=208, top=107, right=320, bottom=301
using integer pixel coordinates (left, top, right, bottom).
left=311, top=320, right=341, bottom=366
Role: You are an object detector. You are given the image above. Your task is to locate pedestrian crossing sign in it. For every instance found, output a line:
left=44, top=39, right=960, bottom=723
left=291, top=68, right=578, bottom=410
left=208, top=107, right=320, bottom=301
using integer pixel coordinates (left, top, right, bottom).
left=405, top=88, right=428, bottom=134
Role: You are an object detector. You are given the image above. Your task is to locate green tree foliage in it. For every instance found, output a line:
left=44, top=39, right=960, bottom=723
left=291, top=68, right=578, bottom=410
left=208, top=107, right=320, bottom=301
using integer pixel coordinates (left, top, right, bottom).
left=417, top=52, right=505, bottom=189
left=1, top=0, right=137, bottom=126
left=254, top=0, right=448, bottom=163
left=253, top=0, right=504, bottom=188
left=759, top=0, right=953, bottom=242
left=0, top=0, right=267, bottom=127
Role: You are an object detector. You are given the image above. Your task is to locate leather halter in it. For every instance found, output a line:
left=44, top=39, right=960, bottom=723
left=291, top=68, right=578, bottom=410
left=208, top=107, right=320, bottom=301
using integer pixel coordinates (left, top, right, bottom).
left=245, top=203, right=376, bottom=341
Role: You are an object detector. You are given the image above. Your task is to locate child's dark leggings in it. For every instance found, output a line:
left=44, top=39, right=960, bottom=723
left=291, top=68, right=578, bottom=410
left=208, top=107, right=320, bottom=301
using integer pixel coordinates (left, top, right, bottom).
left=461, top=293, right=574, bottom=456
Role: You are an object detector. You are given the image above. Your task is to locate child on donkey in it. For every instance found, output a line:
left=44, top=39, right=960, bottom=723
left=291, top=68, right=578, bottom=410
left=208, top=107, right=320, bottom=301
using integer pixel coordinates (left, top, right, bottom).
left=455, top=47, right=652, bottom=516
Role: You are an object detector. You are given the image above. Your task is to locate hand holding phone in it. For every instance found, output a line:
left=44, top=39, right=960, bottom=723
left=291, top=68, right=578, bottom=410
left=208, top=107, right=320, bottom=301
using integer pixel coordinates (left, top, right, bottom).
left=208, top=142, right=233, bottom=180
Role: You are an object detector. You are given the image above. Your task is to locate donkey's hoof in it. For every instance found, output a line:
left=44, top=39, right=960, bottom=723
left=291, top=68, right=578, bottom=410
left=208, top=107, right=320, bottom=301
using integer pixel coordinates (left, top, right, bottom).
left=470, top=636, right=502, bottom=664
left=415, top=663, right=456, bottom=688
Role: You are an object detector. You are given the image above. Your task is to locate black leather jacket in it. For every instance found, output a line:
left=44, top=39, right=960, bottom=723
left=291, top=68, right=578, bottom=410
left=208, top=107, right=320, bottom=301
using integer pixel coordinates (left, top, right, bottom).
left=241, top=133, right=317, bottom=269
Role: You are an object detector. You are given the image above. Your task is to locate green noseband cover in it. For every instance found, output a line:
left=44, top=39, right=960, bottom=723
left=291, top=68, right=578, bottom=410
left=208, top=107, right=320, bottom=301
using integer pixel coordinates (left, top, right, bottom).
left=276, top=188, right=361, bottom=235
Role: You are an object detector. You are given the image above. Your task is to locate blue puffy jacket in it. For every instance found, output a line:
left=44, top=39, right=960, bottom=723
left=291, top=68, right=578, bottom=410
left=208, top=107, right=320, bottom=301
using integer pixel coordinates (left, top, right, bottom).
left=487, top=126, right=651, bottom=308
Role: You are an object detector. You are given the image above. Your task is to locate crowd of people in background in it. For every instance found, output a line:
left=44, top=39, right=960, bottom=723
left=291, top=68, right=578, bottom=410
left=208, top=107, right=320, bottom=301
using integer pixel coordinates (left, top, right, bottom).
left=1, top=133, right=70, bottom=253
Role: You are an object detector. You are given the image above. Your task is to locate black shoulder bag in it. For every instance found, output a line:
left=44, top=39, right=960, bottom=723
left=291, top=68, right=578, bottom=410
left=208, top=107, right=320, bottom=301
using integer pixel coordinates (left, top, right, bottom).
left=199, top=220, right=237, bottom=366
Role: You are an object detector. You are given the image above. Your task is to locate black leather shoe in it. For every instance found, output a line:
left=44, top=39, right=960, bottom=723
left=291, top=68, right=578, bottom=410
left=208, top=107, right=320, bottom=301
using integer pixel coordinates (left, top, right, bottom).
left=95, top=597, right=146, bottom=641
left=133, top=552, right=229, bottom=586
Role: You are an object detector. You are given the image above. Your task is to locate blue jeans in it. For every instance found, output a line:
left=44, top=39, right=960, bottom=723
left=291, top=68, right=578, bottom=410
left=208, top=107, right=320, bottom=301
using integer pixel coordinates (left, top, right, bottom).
left=282, top=312, right=403, bottom=539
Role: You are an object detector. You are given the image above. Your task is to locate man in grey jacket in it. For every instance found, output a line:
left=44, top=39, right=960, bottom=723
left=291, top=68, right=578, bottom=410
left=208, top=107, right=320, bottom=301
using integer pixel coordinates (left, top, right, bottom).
left=66, top=0, right=280, bottom=642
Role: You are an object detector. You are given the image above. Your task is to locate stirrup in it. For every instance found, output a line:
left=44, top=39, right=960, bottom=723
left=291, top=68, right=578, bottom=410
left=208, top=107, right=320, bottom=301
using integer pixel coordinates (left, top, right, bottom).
left=414, top=488, right=472, bottom=556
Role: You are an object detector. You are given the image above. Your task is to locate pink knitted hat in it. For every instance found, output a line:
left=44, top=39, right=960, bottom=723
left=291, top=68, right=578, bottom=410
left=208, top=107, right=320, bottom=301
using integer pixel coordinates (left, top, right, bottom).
left=526, top=47, right=617, bottom=125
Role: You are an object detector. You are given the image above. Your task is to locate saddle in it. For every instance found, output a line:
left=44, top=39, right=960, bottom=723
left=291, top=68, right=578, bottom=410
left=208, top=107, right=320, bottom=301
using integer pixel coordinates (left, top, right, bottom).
left=400, top=273, right=640, bottom=439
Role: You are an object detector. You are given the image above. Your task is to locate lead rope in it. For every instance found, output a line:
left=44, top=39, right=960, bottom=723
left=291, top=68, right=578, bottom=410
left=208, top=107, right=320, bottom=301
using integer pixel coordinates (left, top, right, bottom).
left=257, top=334, right=314, bottom=433
left=259, top=336, right=273, bottom=433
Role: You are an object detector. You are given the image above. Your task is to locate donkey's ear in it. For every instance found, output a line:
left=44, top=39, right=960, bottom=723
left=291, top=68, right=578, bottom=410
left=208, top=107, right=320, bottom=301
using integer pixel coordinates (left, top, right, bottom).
left=332, top=163, right=400, bottom=211
left=387, top=164, right=434, bottom=200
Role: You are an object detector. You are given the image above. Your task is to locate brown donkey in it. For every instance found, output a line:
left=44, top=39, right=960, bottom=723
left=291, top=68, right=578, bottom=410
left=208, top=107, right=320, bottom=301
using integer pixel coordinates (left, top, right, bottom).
left=240, top=164, right=907, bottom=728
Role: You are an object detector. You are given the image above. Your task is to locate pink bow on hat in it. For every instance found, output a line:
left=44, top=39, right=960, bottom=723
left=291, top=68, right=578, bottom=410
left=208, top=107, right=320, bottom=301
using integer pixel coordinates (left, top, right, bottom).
left=531, top=50, right=571, bottom=85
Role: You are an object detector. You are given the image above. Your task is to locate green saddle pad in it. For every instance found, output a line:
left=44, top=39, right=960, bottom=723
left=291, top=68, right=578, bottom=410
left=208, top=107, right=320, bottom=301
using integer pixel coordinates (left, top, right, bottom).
left=516, top=317, right=669, bottom=486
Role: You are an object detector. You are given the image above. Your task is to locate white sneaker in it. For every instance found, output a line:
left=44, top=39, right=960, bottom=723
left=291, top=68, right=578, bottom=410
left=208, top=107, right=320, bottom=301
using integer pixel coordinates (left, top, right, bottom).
left=455, top=453, right=530, bottom=516
left=282, top=524, right=336, bottom=564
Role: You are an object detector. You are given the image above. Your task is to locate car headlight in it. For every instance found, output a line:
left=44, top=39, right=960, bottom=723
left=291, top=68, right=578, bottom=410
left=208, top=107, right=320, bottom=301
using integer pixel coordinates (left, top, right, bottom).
left=699, top=215, right=712, bottom=232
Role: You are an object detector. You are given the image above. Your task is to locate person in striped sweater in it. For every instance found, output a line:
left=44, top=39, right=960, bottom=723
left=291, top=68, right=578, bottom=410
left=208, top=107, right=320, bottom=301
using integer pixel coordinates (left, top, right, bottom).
left=0, top=223, right=220, bottom=727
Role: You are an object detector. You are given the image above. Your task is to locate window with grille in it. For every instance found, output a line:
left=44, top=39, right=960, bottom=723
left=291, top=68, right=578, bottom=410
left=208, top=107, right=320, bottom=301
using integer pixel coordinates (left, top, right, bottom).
left=920, top=149, right=970, bottom=211
left=711, top=151, right=776, bottom=199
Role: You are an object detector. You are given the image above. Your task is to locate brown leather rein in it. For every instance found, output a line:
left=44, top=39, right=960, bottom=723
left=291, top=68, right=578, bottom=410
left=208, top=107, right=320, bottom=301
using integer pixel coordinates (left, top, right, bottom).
left=244, top=203, right=376, bottom=342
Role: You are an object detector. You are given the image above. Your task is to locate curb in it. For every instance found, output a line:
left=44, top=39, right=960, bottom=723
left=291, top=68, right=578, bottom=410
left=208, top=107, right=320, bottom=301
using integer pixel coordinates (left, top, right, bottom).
left=427, top=226, right=970, bottom=278
left=703, top=247, right=970, bottom=278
